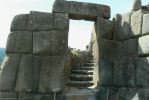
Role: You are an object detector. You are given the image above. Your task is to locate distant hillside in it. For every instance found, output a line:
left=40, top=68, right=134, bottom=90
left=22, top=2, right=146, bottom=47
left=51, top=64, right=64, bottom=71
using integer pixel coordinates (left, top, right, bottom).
left=0, top=48, right=5, bottom=64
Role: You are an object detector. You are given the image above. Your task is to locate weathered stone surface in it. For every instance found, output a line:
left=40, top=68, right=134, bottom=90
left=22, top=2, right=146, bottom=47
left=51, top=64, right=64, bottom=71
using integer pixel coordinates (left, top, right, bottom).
left=53, top=1, right=110, bottom=20
left=99, top=59, right=113, bottom=86
left=0, top=54, right=21, bottom=91
left=100, top=39, right=121, bottom=60
left=15, top=54, right=34, bottom=92
left=142, top=14, right=149, bottom=35
left=114, top=12, right=131, bottom=40
left=118, top=88, right=138, bottom=100
left=54, top=13, right=69, bottom=30
left=33, top=31, right=68, bottom=56
left=27, top=11, right=53, bottom=31
left=113, top=58, right=135, bottom=87
left=97, top=17, right=114, bottom=40
left=38, top=56, right=65, bottom=93
left=11, top=14, right=29, bottom=31
left=6, top=31, right=32, bottom=53
left=139, top=88, right=149, bottom=100
left=0, top=92, right=17, bottom=99
left=138, top=35, right=149, bottom=56
left=121, top=39, right=138, bottom=57
left=130, top=10, right=143, bottom=37
left=136, top=57, right=149, bottom=87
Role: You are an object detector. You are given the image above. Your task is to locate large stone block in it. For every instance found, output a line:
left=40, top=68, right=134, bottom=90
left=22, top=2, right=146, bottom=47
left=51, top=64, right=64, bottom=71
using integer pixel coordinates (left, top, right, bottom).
left=142, top=14, right=149, bottom=35
left=130, top=10, right=143, bottom=37
left=121, top=39, right=138, bottom=57
left=0, top=54, right=21, bottom=91
left=97, top=17, right=114, bottom=40
left=0, top=92, right=17, bottom=99
left=99, top=59, right=113, bottom=86
left=53, top=1, right=110, bottom=20
left=100, top=39, right=121, bottom=60
left=136, top=57, right=149, bottom=87
left=15, top=54, right=34, bottom=92
left=38, top=56, right=65, bottom=93
left=113, top=58, right=135, bottom=87
left=27, top=11, right=53, bottom=31
left=33, top=31, right=68, bottom=56
left=138, top=35, right=149, bottom=56
left=114, top=12, right=131, bottom=40
left=54, top=13, right=69, bottom=30
left=6, top=31, right=32, bottom=53
left=11, top=14, right=29, bottom=31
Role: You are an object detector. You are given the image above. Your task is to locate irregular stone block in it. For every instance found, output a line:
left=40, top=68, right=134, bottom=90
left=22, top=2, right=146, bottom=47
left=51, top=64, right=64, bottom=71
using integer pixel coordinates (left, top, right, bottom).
left=15, top=54, right=34, bottom=92
left=0, top=92, right=17, bottom=99
left=114, top=12, right=131, bottom=40
left=100, top=39, right=121, bottom=60
left=142, top=14, right=149, bottom=35
left=27, top=11, right=53, bottom=31
left=113, top=58, right=135, bottom=87
left=138, top=35, right=149, bottom=56
left=54, top=13, right=69, bottom=30
left=136, top=57, right=149, bottom=87
left=6, top=31, right=32, bottom=53
left=11, top=14, right=29, bottom=31
left=33, top=31, right=68, bottom=56
left=130, top=10, right=143, bottom=37
left=53, top=1, right=110, bottom=20
left=121, top=39, right=138, bottom=57
left=99, top=59, right=113, bottom=86
left=0, top=54, right=21, bottom=91
left=97, top=17, right=114, bottom=39
left=38, top=56, right=65, bottom=93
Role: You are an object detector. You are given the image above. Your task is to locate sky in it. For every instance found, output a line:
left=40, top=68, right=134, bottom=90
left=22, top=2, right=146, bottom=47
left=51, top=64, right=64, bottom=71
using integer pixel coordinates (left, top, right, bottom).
left=0, top=0, right=149, bottom=50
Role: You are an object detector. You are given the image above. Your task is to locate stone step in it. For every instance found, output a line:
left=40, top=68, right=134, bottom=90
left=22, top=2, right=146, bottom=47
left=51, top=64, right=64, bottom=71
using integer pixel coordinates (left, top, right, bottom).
left=67, top=81, right=94, bottom=87
left=72, top=67, right=94, bottom=70
left=84, top=63, right=94, bottom=66
left=71, top=70, right=93, bottom=75
left=86, top=60, right=94, bottom=63
left=70, top=74, right=93, bottom=81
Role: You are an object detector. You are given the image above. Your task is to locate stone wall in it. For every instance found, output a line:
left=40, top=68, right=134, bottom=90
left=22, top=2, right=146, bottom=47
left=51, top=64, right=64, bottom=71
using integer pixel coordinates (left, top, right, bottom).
left=0, top=11, right=69, bottom=99
left=93, top=9, right=149, bottom=100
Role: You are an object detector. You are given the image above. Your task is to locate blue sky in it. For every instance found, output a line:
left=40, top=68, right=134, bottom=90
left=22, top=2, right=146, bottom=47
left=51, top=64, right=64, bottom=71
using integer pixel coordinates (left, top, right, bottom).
left=0, top=0, right=149, bottom=50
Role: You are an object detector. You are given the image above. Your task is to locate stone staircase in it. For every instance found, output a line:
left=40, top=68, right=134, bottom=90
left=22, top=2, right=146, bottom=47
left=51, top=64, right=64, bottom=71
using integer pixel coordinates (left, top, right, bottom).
left=68, top=58, right=95, bottom=88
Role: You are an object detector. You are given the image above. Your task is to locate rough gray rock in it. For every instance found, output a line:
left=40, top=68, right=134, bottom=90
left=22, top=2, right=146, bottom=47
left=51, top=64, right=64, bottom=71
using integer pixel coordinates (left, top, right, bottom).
left=100, top=39, right=121, bottom=60
left=6, top=31, right=32, bottom=53
left=38, top=56, right=65, bottom=93
left=138, top=35, right=149, bottom=56
left=132, top=0, right=142, bottom=11
left=142, top=14, right=149, bottom=35
left=0, top=92, right=17, bottom=99
left=121, top=39, right=138, bottom=57
left=130, top=10, right=143, bottom=37
left=15, top=54, right=34, bottom=92
left=33, top=31, right=68, bottom=56
left=139, top=88, right=149, bottom=100
left=113, top=58, right=135, bottom=87
left=136, top=57, right=149, bottom=87
left=114, top=12, right=131, bottom=40
left=27, top=11, right=54, bottom=31
left=97, top=17, right=114, bottom=40
left=11, top=14, right=29, bottom=31
left=99, top=59, right=113, bottom=86
left=54, top=13, right=69, bottom=30
left=0, top=54, right=21, bottom=91
left=52, top=0, right=110, bottom=20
